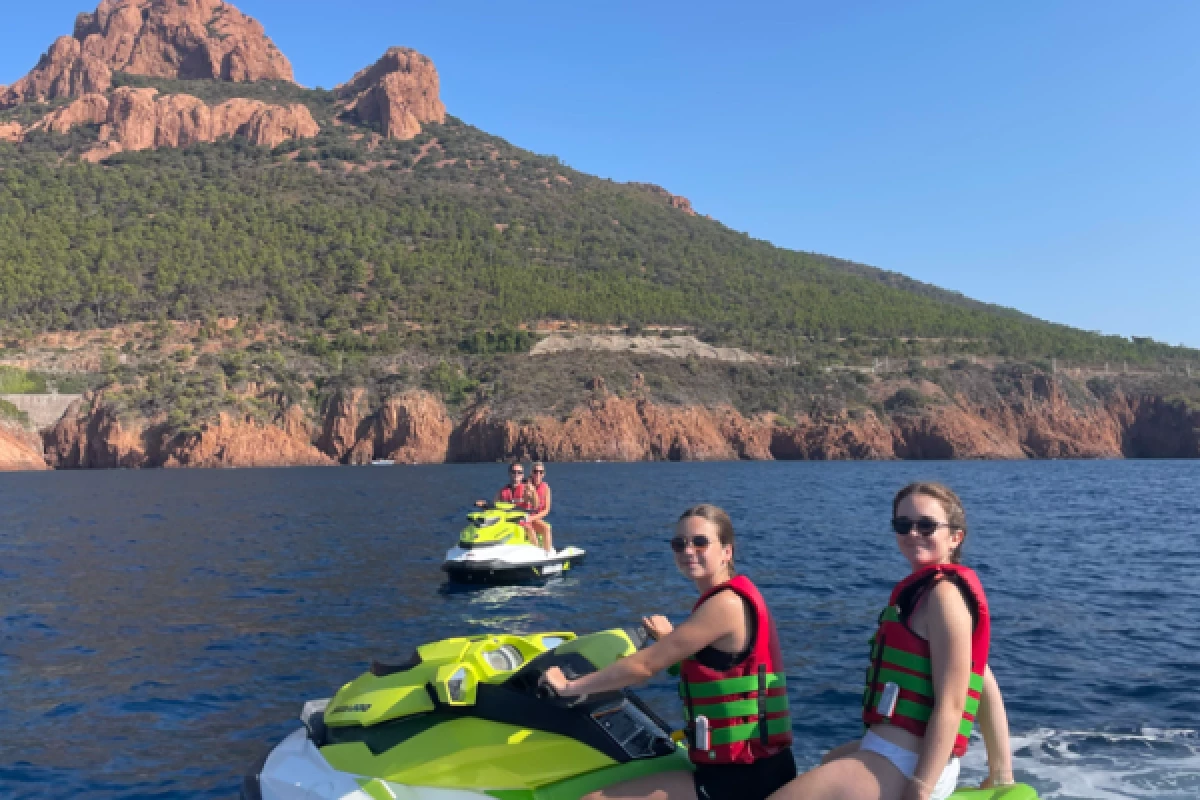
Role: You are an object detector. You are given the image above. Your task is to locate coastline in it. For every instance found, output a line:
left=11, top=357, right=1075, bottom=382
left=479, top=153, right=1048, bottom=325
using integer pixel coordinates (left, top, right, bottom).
left=6, top=371, right=1197, bottom=471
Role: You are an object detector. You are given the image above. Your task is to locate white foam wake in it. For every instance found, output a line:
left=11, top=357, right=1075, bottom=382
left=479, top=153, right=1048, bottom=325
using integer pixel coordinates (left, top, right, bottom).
left=959, top=728, right=1200, bottom=799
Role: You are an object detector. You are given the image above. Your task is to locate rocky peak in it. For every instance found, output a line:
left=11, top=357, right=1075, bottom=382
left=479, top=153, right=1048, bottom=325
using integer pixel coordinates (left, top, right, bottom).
left=336, top=47, right=446, bottom=140
left=2, top=0, right=294, bottom=109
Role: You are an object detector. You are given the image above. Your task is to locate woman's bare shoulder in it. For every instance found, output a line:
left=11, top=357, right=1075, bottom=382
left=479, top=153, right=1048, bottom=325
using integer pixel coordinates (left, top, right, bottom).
left=693, top=587, right=746, bottom=619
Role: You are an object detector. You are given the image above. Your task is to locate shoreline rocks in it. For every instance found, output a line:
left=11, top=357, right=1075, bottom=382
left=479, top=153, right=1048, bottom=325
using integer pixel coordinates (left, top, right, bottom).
left=25, top=376, right=1200, bottom=471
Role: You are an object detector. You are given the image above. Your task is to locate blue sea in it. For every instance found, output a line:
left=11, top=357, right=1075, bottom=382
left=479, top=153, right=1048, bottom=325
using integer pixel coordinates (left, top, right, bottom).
left=2, top=461, right=1198, bottom=799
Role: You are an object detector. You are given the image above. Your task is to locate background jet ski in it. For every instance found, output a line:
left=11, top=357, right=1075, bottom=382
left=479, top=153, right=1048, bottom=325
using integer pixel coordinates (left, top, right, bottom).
left=442, top=502, right=585, bottom=584
left=243, top=625, right=1040, bottom=800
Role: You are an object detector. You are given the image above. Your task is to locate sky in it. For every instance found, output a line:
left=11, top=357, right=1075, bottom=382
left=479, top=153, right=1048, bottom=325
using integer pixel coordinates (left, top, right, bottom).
left=4, top=1, right=1199, bottom=347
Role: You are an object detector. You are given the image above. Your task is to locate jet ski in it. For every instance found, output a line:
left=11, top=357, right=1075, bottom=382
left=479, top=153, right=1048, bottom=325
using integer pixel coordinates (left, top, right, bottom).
left=244, top=626, right=689, bottom=799
left=442, top=502, right=585, bottom=584
left=243, top=626, right=1042, bottom=800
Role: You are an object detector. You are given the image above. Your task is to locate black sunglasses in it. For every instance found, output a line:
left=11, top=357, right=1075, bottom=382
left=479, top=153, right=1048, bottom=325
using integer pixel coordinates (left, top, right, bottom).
left=670, top=534, right=713, bottom=553
left=532, top=469, right=545, bottom=474
left=891, top=516, right=949, bottom=536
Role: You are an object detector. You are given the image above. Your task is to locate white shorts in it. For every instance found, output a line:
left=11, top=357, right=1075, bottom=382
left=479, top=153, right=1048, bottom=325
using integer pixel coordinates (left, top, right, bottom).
left=860, top=731, right=961, bottom=800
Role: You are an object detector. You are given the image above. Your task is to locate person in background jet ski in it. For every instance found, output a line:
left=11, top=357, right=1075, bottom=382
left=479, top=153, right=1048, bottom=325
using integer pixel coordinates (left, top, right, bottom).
left=768, top=481, right=1015, bottom=800
left=525, top=461, right=554, bottom=555
left=475, top=463, right=538, bottom=511
left=543, top=504, right=796, bottom=800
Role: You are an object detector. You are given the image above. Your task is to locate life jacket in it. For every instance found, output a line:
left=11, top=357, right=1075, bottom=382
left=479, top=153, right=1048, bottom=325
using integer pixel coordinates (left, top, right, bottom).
left=497, top=483, right=534, bottom=510
left=678, top=575, right=793, bottom=765
left=529, top=480, right=550, bottom=514
left=861, top=563, right=990, bottom=758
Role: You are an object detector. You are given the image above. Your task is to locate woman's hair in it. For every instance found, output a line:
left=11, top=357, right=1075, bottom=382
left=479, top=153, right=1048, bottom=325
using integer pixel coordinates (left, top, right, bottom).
left=893, top=482, right=968, bottom=563
left=678, top=504, right=736, bottom=575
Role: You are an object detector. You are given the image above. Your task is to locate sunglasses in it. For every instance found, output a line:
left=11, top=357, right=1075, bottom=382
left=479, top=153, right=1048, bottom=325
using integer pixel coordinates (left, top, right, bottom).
left=532, top=469, right=545, bottom=474
left=670, top=534, right=714, bottom=553
left=891, top=516, right=950, bottom=536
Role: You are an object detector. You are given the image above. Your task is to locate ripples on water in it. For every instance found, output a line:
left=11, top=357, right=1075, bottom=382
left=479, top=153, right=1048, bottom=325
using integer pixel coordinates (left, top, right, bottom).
left=1, top=461, right=1197, bottom=799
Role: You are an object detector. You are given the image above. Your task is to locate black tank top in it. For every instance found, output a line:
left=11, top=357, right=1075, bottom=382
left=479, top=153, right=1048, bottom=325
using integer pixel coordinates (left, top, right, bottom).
left=691, top=589, right=758, bottom=671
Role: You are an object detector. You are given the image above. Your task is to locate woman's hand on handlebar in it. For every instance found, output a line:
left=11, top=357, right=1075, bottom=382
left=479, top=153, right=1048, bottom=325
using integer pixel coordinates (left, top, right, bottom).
left=642, top=615, right=673, bottom=640
left=541, top=666, right=574, bottom=696
left=474, top=500, right=488, bottom=508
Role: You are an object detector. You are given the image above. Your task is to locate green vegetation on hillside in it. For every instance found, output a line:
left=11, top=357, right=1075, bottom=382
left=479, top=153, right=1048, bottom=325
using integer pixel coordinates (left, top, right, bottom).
left=0, top=366, right=46, bottom=393
left=1, top=79, right=1196, bottom=372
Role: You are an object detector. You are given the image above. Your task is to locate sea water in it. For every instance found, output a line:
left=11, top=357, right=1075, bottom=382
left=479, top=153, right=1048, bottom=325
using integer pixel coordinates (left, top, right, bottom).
left=1, top=461, right=1197, bottom=799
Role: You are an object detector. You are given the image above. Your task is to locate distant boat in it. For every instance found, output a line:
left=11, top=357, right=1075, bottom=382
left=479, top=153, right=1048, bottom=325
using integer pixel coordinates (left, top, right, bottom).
left=370, top=459, right=396, bottom=466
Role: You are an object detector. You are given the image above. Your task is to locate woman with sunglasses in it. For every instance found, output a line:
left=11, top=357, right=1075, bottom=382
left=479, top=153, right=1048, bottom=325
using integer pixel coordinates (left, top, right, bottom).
left=769, top=481, right=1013, bottom=800
left=543, top=504, right=796, bottom=800
left=526, top=462, right=555, bottom=555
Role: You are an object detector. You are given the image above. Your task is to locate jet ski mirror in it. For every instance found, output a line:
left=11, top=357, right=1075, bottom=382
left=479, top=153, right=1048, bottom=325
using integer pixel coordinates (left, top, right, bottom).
left=434, top=663, right=479, bottom=706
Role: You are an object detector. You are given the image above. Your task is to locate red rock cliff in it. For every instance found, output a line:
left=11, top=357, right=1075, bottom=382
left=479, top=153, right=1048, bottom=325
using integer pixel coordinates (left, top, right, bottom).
left=163, top=412, right=332, bottom=468
left=336, top=47, right=446, bottom=140
left=448, top=395, right=751, bottom=462
left=0, top=422, right=49, bottom=471
left=33, top=375, right=1200, bottom=469
left=318, top=389, right=453, bottom=464
left=38, top=87, right=318, bottom=151
left=44, top=392, right=329, bottom=468
left=31, top=87, right=319, bottom=160
left=2, top=0, right=294, bottom=108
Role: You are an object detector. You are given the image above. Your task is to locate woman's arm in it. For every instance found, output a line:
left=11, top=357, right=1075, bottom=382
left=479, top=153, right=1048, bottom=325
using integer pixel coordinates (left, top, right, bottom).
left=544, top=591, right=744, bottom=696
left=907, top=580, right=975, bottom=800
left=976, top=665, right=1015, bottom=787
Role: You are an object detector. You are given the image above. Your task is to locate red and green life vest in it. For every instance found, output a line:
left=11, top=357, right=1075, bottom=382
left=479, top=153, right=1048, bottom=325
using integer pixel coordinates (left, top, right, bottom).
left=862, top=563, right=990, bottom=758
left=498, top=483, right=534, bottom=510
left=678, top=575, right=793, bottom=765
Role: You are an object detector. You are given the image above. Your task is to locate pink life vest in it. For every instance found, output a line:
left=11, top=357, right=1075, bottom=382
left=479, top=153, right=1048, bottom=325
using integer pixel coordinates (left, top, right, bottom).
left=528, top=480, right=549, bottom=514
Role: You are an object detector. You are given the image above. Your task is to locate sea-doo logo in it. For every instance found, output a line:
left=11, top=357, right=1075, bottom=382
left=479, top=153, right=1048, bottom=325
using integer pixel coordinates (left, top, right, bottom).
left=332, top=703, right=372, bottom=714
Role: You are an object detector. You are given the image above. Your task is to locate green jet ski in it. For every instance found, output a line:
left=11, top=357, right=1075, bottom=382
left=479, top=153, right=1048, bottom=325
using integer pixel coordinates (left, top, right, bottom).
left=442, top=502, right=585, bottom=584
left=243, top=627, right=1040, bottom=799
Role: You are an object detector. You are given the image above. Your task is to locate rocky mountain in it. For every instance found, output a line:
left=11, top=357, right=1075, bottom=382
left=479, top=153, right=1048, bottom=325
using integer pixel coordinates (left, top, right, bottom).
left=0, top=0, right=293, bottom=108
left=1, top=0, right=1198, bottom=470
left=0, top=1, right=444, bottom=157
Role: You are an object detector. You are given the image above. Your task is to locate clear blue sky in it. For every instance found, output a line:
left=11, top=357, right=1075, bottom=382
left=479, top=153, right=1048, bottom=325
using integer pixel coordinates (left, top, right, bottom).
left=5, top=1, right=1198, bottom=346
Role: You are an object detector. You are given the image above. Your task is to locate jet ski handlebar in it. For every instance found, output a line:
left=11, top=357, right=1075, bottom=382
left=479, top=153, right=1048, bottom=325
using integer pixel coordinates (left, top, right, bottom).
left=536, top=665, right=589, bottom=706
left=625, top=624, right=652, bottom=650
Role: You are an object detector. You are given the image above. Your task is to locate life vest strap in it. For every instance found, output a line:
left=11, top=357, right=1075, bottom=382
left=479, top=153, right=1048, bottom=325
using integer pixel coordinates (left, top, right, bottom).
left=706, top=714, right=792, bottom=747
left=873, top=666, right=934, bottom=697
left=880, top=645, right=932, bottom=675
left=679, top=672, right=786, bottom=699
left=757, top=663, right=768, bottom=745
left=864, top=692, right=981, bottom=726
left=682, top=694, right=789, bottom=721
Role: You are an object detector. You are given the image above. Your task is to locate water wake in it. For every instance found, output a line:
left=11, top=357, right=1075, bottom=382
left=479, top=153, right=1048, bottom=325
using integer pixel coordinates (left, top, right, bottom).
left=960, top=728, right=1200, bottom=799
